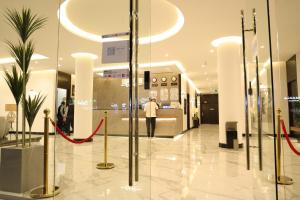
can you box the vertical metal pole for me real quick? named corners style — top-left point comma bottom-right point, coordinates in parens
top-left (134, 0), bottom-right (140, 182)
top-left (96, 111), bottom-right (114, 169)
top-left (252, 9), bottom-right (263, 171)
top-left (104, 111), bottom-right (108, 166)
top-left (241, 10), bottom-right (250, 170)
top-left (43, 109), bottom-right (50, 195)
top-left (256, 55), bottom-right (263, 171)
top-left (22, 43), bottom-right (26, 148)
top-left (266, 1), bottom-right (279, 198)
top-left (129, 0), bottom-right (134, 187)
top-left (276, 109), bottom-right (281, 180)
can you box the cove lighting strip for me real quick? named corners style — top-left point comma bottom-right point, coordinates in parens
top-left (93, 60), bottom-right (200, 93)
top-left (58, 0), bottom-right (184, 44)
top-left (211, 36), bottom-right (242, 47)
top-left (0, 54), bottom-right (48, 65)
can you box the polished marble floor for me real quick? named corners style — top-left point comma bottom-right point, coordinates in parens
top-left (41, 125), bottom-right (300, 200)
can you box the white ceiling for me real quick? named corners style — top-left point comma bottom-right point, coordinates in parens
top-left (0, 0), bottom-right (299, 93)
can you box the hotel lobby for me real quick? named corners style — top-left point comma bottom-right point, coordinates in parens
top-left (0, 0), bottom-right (299, 199)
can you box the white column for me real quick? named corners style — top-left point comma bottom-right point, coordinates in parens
top-left (214, 38), bottom-right (244, 146)
top-left (72, 53), bottom-right (98, 140)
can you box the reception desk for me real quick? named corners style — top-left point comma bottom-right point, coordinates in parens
top-left (93, 109), bottom-right (183, 137)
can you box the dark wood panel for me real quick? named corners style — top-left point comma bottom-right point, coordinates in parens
top-left (57, 71), bottom-right (71, 99)
top-left (200, 94), bottom-right (219, 124)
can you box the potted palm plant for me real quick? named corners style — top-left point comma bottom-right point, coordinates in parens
top-left (3, 65), bottom-right (29, 146)
top-left (24, 93), bottom-right (46, 146)
top-left (4, 8), bottom-right (46, 147)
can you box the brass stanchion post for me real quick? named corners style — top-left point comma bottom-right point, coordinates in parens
top-left (97, 111), bottom-right (115, 169)
top-left (276, 108), bottom-right (293, 185)
top-left (30, 109), bottom-right (60, 198)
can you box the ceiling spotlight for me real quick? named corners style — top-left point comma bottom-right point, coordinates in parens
top-left (209, 49), bottom-right (215, 53)
top-left (260, 45), bottom-right (265, 49)
top-left (165, 53), bottom-right (169, 57)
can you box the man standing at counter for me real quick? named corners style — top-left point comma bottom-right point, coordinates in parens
top-left (144, 97), bottom-right (159, 137)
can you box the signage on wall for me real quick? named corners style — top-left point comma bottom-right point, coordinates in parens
top-left (152, 77), bottom-right (158, 87)
top-left (103, 69), bottom-right (129, 78)
top-left (102, 40), bottom-right (129, 64)
top-left (171, 76), bottom-right (178, 86)
top-left (160, 77), bottom-right (168, 87)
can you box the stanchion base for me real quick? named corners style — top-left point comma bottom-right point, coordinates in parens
top-left (30, 186), bottom-right (60, 199)
top-left (278, 176), bottom-right (294, 185)
top-left (96, 162), bottom-right (115, 169)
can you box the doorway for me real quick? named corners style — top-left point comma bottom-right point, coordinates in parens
top-left (200, 94), bottom-right (219, 124)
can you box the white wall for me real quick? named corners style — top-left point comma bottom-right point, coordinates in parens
top-left (273, 62), bottom-right (289, 133)
top-left (0, 70), bottom-right (56, 133)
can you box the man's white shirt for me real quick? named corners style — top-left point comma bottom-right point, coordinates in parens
top-left (144, 101), bottom-right (158, 117)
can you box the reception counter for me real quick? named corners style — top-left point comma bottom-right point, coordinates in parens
top-left (93, 108), bottom-right (183, 137)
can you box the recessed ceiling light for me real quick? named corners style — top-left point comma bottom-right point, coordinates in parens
top-left (209, 49), bottom-right (215, 53)
top-left (211, 36), bottom-right (242, 47)
top-left (0, 54), bottom-right (48, 65)
top-left (165, 53), bottom-right (169, 57)
top-left (260, 45), bottom-right (265, 49)
top-left (71, 52), bottom-right (98, 60)
top-left (59, 57), bottom-right (63, 61)
top-left (201, 64), bottom-right (206, 68)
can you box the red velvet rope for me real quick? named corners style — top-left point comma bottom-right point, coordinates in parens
top-left (280, 120), bottom-right (300, 156)
top-left (50, 118), bottom-right (104, 144)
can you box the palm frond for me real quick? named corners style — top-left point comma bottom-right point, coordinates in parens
top-left (24, 93), bottom-right (46, 128)
top-left (6, 40), bottom-right (34, 73)
top-left (3, 66), bottom-right (29, 105)
top-left (5, 8), bottom-right (47, 43)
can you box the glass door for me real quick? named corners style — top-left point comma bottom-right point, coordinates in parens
top-left (267, 0), bottom-right (300, 199)
top-left (243, 0), bottom-right (278, 199)
top-left (54, 0), bottom-right (151, 199)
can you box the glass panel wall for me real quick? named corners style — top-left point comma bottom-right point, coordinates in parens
top-left (0, 0), bottom-right (60, 199)
top-left (244, 0), bottom-right (278, 199)
top-left (269, 0), bottom-right (300, 199)
top-left (54, 0), bottom-right (151, 199)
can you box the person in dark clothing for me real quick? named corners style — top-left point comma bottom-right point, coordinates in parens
top-left (57, 101), bottom-right (65, 130)
top-left (66, 99), bottom-right (74, 134)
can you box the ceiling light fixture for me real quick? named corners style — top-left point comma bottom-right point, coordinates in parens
top-left (0, 54), bottom-right (48, 65)
top-left (211, 36), bottom-right (242, 47)
top-left (209, 49), bottom-right (215, 53)
top-left (58, 0), bottom-right (184, 44)
top-left (71, 52), bottom-right (98, 60)
top-left (94, 60), bottom-right (199, 93)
